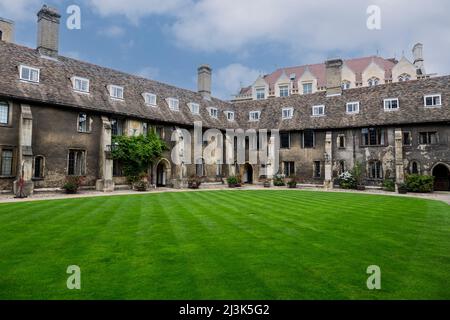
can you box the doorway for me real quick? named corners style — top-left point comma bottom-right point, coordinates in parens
top-left (432, 163), bottom-right (450, 191)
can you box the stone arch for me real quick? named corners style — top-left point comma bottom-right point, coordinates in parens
top-left (243, 163), bottom-right (254, 184)
top-left (153, 158), bottom-right (171, 187)
top-left (431, 162), bottom-right (450, 191)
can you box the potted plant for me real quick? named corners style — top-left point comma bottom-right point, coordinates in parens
top-left (63, 176), bottom-right (83, 194)
top-left (227, 176), bottom-right (241, 188)
top-left (263, 179), bottom-right (271, 188)
top-left (273, 174), bottom-right (286, 187)
top-left (134, 180), bottom-right (148, 192)
top-left (287, 176), bottom-right (298, 189)
top-left (397, 183), bottom-right (408, 194)
top-left (188, 175), bottom-right (202, 189)
top-left (337, 171), bottom-right (357, 189)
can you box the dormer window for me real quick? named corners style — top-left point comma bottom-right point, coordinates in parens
top-left (19, 65), bottom-right (40, 83)
top-left (225, 111), bottom-right (235, 121)
top-left (289, 73), bottom-right (296, 81)
top-left (209, 107), bottom-right (218, 118)
top-left (167, 98), bottom-right (179, 111)
top-left (424, 94), bottom-right (441, 107)
top-left (368, 77), bottom-right (379, 87)
top-left (249, 111), bottom-right (261, 121)
top-left (302, 82), bottom-right (313, 94)
top-left (188, 102), bottom-right (200, 114)
top-left (312, 105), bottom-right (325, 116)
top-left (72, 76), bottom-right (89, 93)
top-left (282, 107), bottom-right (293, 120)
top-left (398, 73), bottom-right (411, 82)
top-left (108, 85), bottom-right (124, 100)
top-left (143, 93), bottom-right (157, 106)
top-left (342, 80), bottom-right (351, 90)
top-left (384, 98), bottom-right (399, 111)
top-left (256, 88), bottom-right (265, 100)
top-left (346, 102), bottom-right (360, 114)
top-left (279, 85), bottom-right (289, 97)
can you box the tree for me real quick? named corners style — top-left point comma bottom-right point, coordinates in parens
top-left (111, 131), bottom-right (167, 183)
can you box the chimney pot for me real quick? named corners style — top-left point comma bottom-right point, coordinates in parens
top-left (198, 64), bottom-right (212, 100)
top-left (37, 5), bottom-right (61, 57)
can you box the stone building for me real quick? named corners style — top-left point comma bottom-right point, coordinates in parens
top-left (0, 5), bottom-right (449, 195)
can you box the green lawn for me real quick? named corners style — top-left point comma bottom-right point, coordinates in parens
top-left (0, 190), bottom-right (449, 300)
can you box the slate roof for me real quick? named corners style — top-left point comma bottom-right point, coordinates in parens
top-left (0, 40), bottom-right (449, 132)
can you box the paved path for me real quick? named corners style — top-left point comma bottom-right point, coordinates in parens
top-left (0, 185), bottom-right (449, 205)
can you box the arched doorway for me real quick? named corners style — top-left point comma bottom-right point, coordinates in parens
top-left (432, 163), bottom-right (450, 191)
top-left (243, 163), bottom-right (253, 184)
top-left (154, 159), bottom-right (171, 187)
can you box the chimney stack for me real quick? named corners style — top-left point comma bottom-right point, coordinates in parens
top-left (0, 17), bottom-right (14, 43)
top-left (412, 43), bottom-right (425, 75)
top-left (325, 59), bottom-right (343, 96)
top-left (198, 64), bottom-right (212, 100)
top-left (37, 5), bottom-right (61, 57)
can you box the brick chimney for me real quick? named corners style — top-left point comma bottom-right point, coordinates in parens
top-left (325, 59), bottom-right (343, 96)
top-left (37, 5), bottom-right (61, 57)
top-left (198, 64), bottom-right (212, 100)
top-left (0, 17), bottom-right (15, 43)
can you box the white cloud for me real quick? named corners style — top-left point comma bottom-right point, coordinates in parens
top-left (213, 64), bottom-right (261, 100)
top-left (0, 0), bottom-right (41, 21)
top-left (97, 25), bottom-right (125, 38)
top-left (136, 66), bottom-right (160, 79)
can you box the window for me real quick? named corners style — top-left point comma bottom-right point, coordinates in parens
top-left (314, 161), bottom-right (321, 178)
top-left (303, 129), bottom-right (315, 148)
top-left (369, 160), bottom-right (383, 179)
top-left (419, 132), bottom-right (438, 145)
top-left (33, 156), bottom-right (44, 179)
top-left (342, 81), bottom-right (351, 90)
top-left (225, 111), bottom-right (235, 121)
top-left (78, 113), bottom-right (90, 133)
top-left (142, 122), bottom-right (148, 135)
top-left (410, 161), bottom-right (420, 174)
top-left (109, 85), bottom-right (124, 99)
top-left (284, 161), bottom-right (295, 177)
top-left (384, 98), bottom-right (399, 111)
top-left (187, 102), bottom-right (200, 114)
top-left (113, 160), bottom-right (123, 177)
top-left (302, 82), bottom-right (313, 94)
top-left (338, 134), bottom-right (346, 148)
top-left (280, 132), bottom-right (290, 149)
top-left (68, 150), bottom-right (86, 176)
top-left (144, 93), bottom-right (157, 106)
top-left (216, 162), bottom-right (223, 177)
top-left (196, 159), bottom-right (205, 177)
top-left (167, 98), bottom-right (179, 111)
top-left (209, 107), bottom-right (218, 118)
top-left (1, 149), bottom-right (13, 176)
top-left (424, 94), bottom-right (442, 107)
top-left (282, 107), bottom-right (293, 120)
top-left (338, 160), bottom-right (346, 175)
top-left (255, 88), bottom-right (265, 100)
top-left (312, 105), bottom-right (325, 116)
top-left (361, 128), bottom-right (385, 146)
top-left (279, 85), bottom-right (289, 97)
top-left (110, 118), bottom-right (123, 136)
top-left (289, 73), bottom-right (296, 81)
top-left (346, 102), bottom-right (360, 114)
top-left (72, 77), bottom-right (89, 93)
top-left (156, 127), bottom-right (164, 139)
top-left (403, 131), bottom-right (412, 146)
top-left (249, 111), bottom-right (261, 121)
top-left (0, 102), bottom-right (9, 124)
top-left (368, 77), bottom-right (379, 87)
top-left (398, 74), bottom-right (411, 82)
top-left (19, 65), bottom-right (40, 83)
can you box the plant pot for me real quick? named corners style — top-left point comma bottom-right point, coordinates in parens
top-left (263, 182), bottom-right (271, 188)
top-left (356, 185), bottom-right (366, 191)
top-left (398, 189), bottom-right (408, 194)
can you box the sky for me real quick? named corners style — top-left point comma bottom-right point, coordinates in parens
top-left (1, 0), bottom-right (450, 100)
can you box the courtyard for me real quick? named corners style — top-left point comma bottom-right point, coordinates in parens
top-left (0, 190), bottom-right (449, 300)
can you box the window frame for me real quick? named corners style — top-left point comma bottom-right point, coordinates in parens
top-left (384, 98), bottom-right (399, 111)
top-left (302, 82), bottom-right (313, 95)
top-left (312, 105), bottom-right (325, 117)
top-left (361, 127), bottom-right (385, 146)
top-left (19, 65), bottom-right (40, 83)
top-left (346, 101), bottom-right (360, 114)
top-left (209, 107), bottom-right (218, 119)
top-left (313, 161), bottom-right (321, 178)
top-left (368, 160), bottom-right (383, 180)
top-left (0, 148), bottom-right (15, 177)
top-left (71, 76), bottom-right (90, 93)
top-left (283, 161), bottom-right (295, 177)
top-left (77, 112), bottom-right (91, 133)
top-left (338, 134), bottom-right (346, 149)
top-left (166, 98), bottom-right (180, 111)
top-left (402, 131), bottom-right (412, 146)
top-left (279, 85), bottom-right (290, 97)
top-left (419, 131), bottom-right (438, 145)
top-left (249, 111), bottom-right (261, 122)
top-left (143, 93), bottom-right (157, 106)
top-left (0, 102), bottom-right (10, 125)
top-left (255, 87), bottom-right (265, 100)
top-left (188, 102), bottom-right (200, 115)
top-left (280, 132), bottom-right (291, 149)
top-left (303, 129), bottom-right (315, 149)
top-left (423, 94), bottom-right (442, 107)
top-left (282, 107), bottom-right (294, 120)
top-left (67, 149), bottom-right (86, 176)
top-left (108, 85), bottom-right (124, 100)
top-left (33, 155), bottom-right (45, 179)
top-left (225, 111), bottom-right (235, 121)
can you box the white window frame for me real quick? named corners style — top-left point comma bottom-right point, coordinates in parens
top-left (19, 65), bottom-right (40, 83)
top-left (225, 111), bottom-right (235, 121)
top-left (302, 82), bottom-right (313, 94)
top-left (282, 107), bottom-right (294, 120)
top-left (423, 94), bottom-right (442, 107)
top-left (0, 102), bottom-right (9, 125)
top-left (143, 93), bottom-right (157, 106)
top-left (108, 85), bottom-right (124, 100)
top-left (368, 77), bottom-right (379, 87)
top-left (346, 101), bottom-right (360, 114)
top-left (255, 87), bottom-right (265, 100)
top-left (188, 102), bottom-right (200, 114)
top-left (166, 98), bottom-right (179, 111)
top-left (279, 85), bottom-right (290, 97)
top-left (249, 111), bottom-right (261, 122)
top-left (312, 105), bottom-right (325, 116)
top-left (72, 76), bottom-right (90, 93)
top-left (384, 98), bottom-right (399, 111)
top-left (342, 81), bottom-right (351, 90)
top-left (209, 107), bottom-right (218, 118)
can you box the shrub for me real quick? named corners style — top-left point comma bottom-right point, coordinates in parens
top-left (133, 180), bottom-right (148, 192)
top-left (63, 176), bottom-right (83, 194)
top-left (227, 175), bottom-right (241, 187)
top-left (188, 176), bottom-right (202, 189)
top-left (405, 174), bottom-right (434, 193)
top-left (382, 179), bottom-right (396, 192)
top-left (352, 162), bottom-right (364, 186)
top-left (397, 183), bottom-right (408, 194)
top-left (337, 171), bottom-right (357, 189)
top-left (287, 176), bottom-right (298, 188)
top-left (273, 174), bottom-right (286, 186)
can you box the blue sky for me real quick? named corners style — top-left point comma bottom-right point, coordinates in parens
top-left (2, 0), bottom-right (450, 100)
